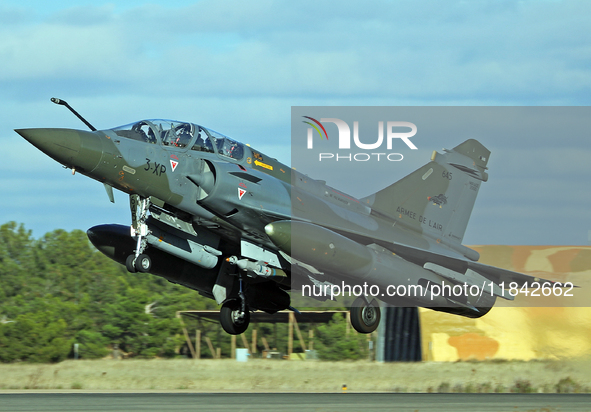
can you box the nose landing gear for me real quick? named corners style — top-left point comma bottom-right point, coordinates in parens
top-left (125, 195), bottom-right (152, 273)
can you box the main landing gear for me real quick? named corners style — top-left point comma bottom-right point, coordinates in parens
top-left (350, 296), bottom-right (381, 333)
top-left (125, 195), bottom-right (152, 273)
top-left (220, 275), bottom-right (250, 335)
top-left (220, 300), bottom-right (250, 335)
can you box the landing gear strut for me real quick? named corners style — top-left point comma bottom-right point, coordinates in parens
top-left (125, 195), bottom-right (152, 273)
top-left (350, 296), bottom-right (381, 334)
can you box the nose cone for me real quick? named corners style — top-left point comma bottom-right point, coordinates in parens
top-left (16, 128), bottom-right (103, 172)
top-left (17, 128), bottom-right (81, 160)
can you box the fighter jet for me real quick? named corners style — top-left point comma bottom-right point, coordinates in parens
top-left (16, 99), bottom-right (556, 335)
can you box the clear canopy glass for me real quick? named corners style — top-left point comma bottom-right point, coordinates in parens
top-left (202, 127), bottom-right (244, 160)
top-left (111, 120), bottom-right (244, 159)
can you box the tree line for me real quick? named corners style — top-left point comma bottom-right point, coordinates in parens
top-left (0, 222), bottom-right (367, 362)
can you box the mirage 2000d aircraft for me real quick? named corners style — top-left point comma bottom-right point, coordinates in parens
top-left (16, 99), bottom-right (555, 335)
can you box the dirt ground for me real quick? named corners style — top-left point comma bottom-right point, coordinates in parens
top-left (1, 358), bottom-right (590, 393)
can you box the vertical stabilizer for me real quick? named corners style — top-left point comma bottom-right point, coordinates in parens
top-left (362, 139), bottom-right (490, 245)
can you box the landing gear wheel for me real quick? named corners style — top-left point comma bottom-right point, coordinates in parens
top-left (350, 297), bottom-right (381, 334)
top-left (220, 300), bottom-right (250, 335)
top-left (125, 255), bottom-right (137, 273)
top-left (134, 254), bottom-right (152, 272)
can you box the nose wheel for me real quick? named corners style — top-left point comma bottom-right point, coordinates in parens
top-left (125, 253), bottom-right (152, 273)
top-left (350, 296), bottom-right (381, 333)
top-left (125, 255), bottom-right (137, 273)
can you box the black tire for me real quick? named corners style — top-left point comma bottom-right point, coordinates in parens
top-left (220, 300), bottom-right (250, 335)
top-left (350, 297), bottom-right (381, 333)
top-left (134, 253), bottom-right (152, 272)
top-left (125, 255), bottom-right (137, 273)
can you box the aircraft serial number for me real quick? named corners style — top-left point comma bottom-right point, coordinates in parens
top-left (145, 158), bottom-right (167, 176)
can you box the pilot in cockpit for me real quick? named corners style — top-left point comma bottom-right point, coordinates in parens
top-left (168, 123), bottom-right (194, 148)
top-left (132, 121), bottom-right (158, 144)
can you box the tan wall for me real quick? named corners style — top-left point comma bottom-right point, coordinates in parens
top-left (420, 246), bottom-right (591, 361)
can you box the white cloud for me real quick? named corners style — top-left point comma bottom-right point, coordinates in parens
top-left (0, 0), bottom-right (590, 244)
top-left (1, 1), bottom-right (590, 101)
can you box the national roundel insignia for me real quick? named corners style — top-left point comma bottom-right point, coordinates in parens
top-left (170, 154), bottom-right (179, 172)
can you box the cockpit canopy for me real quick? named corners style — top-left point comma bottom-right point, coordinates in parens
top-left (111, 119), bottom-right (245, 160)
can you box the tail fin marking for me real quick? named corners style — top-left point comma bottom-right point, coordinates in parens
top-left (362, 139), bottom-right (490, 245)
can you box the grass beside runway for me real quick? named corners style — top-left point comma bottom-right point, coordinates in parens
top-left (1, 358), bottom-right (591, 393)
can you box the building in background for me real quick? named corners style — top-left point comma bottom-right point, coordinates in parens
top-left (379, 246), bottom-right (591, 362)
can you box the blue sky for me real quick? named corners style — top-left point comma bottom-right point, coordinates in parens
top-left (1, 0), bottom-right (590, 245)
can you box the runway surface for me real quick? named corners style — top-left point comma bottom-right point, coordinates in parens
top-left (1, 393), bottom-right (590, 412)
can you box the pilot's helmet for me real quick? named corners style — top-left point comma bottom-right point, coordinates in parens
top-left (133, 121), bottom-right (157, 144)
top-left (175, 123), bottom-right (194, 147)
